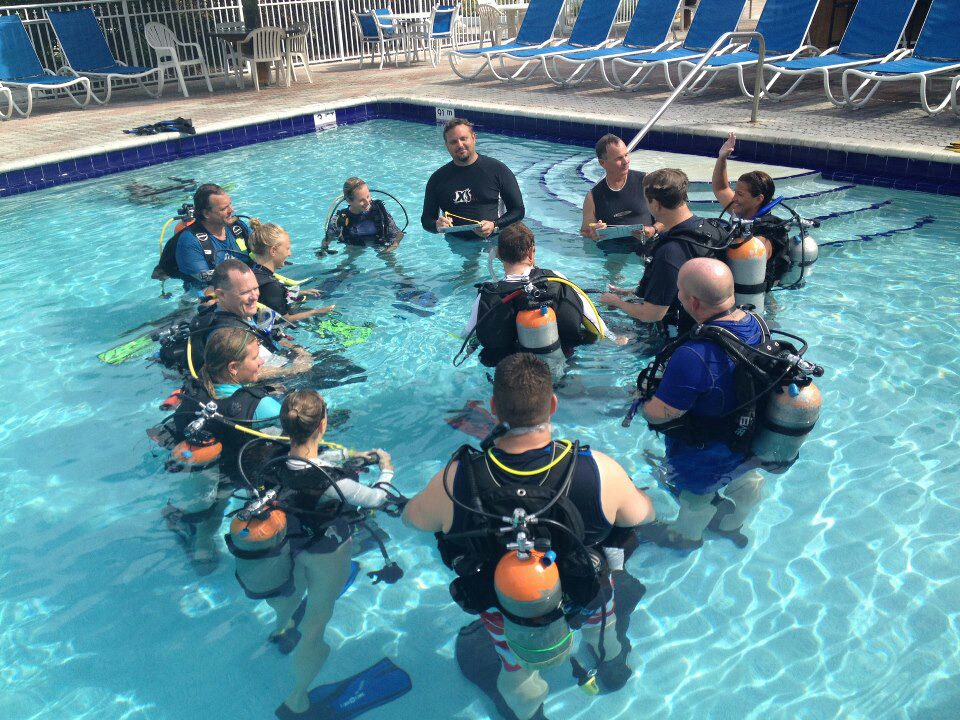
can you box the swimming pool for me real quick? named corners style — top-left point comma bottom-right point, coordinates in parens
top-left (2, 118), bottom-right (958, 720)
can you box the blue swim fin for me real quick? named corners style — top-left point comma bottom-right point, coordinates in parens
top-left (275, 657), bottom-right (412, 720)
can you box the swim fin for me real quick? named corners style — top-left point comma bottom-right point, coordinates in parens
top-left (274, 657), bottom-right (412, 720)
top-left (392, 302), bottom-right (434, 318)
top-left (444, 400), bottom-right (497, 440)
top-left (98, 334), bottom-right (156, 364)
top-left (303, 316), bottom-right (372, 348)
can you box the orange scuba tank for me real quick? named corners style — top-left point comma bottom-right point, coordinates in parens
top-left (752, 380), bottom-right (822, 471)
top-left (228, 506), bottom-right (293, 599)
top-left (726, 235), bottom-right (768, 313)
top-left (494, 549), bottom-right (572, 669)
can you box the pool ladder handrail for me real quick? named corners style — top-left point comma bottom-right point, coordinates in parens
top-left (626, 31), bottom-right (766, 153)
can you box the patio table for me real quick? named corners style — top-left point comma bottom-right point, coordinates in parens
top-left (377, 11), bottom-right (432, 63)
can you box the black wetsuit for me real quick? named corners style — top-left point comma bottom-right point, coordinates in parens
top-left (636, 216), bottom-right (728, 331)
top-left (421, 154), bottom-right (524, 239)
top-left (592, 171), bottom-right (654, 226)
top-left (251, 264), bottom-right (290, 316)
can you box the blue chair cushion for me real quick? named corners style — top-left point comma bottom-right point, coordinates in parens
top-left (0, 15), bottom-right (46, 81)
top-left (855, 57), bottom-right (960, 75)
top-left (47, 10), bottom-right (118, 72)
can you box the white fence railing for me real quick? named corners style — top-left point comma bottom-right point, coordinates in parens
top-left (0, 0), bottom-right (487, 81)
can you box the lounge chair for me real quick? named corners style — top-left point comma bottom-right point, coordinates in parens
top-left (542, 0), bottom-right (683, 87)
top-left (449, 0), bottom-right (565, 80)
top-left (46, 9), bottom-right (161, 104)
top-left (490, 0), bottom-right (623, 82)
top-left (841, 0), bottom-right (960, 114)
top-left (676, 0), bottom-right (821, 98)
top-left (0, 15), bottom-right (92, 117)
top-left (607, 0), bottom-right (748, 91)
top-left (758, 0), bottom-right (918, 104)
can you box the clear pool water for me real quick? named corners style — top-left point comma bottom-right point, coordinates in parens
top-left (2, 119), bottom-right (958, 720)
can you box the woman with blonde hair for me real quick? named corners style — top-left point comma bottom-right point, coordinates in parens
top-left (248, 218), bottom-right (335, 322)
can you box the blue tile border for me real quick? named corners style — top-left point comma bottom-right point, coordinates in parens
top-left (2, 100), bottom-right (960, 197)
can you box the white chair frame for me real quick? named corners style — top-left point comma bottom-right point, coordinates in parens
top-left (352, 10), bottom-right (405, 70)
top-left (144, 21), bottom-right (213, 98)
top-left (286, 22), bottom-right (313, 83)
top-left (215, 21), bottom-right (246, 88)
top-left (239, 27), bottom-right (287, 91)
top-left (0, 85), bottom-right (12, 120)
top-left (421, 4), bottom-right (460, 67)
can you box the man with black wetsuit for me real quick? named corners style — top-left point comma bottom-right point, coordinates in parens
top-left (404, 353), bottom-right (654, 720)
top-left (638, 258), bottom-right (765, 549)
top-left (422, 118), bottom-right (524, 277)
top-left (581, 134), bottom-right (661, 250)
top-left (600, 168), bottom-right (726, 333)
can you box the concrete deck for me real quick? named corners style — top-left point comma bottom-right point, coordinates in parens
top-left (3, 50), bottom-right (959, 174)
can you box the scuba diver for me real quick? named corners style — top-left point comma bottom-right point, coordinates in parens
top-left (227, 389), bottom-right (406, 719)
top-left (712, 132), bottom-right (819, 312)
top-left (155, 259), bottom-right (312, 380)
top-left (404, 353), bottom-right (655, 720)
top-left (580, 134), bottom-right (664, 284)
top-left (248, 218), bottom-right (335, 322)
top-left (457, 222), bottom-right (625, 373)
top-left (627, 259), bottom-right (823, 550)
top-left (600, 168), bottom-right (732, 336)
top-left (160, 326), bottom-right (285, 573)
top-left (318, 177), bottom-right (406, 256)
top-left (153, 183), bottom-right (252, 296)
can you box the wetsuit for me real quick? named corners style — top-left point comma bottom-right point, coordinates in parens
top-left (174, 218), bottom-right (251, 293)
top-left (421, 154), bottom-right (524, 239)
top-left (591, 170), bottom-right (654, 254)
top-left (252, 263), bottom-right (291, 316)
top-left (636, 215), bottom-right (727, 331)
top-left (325, 202), bottom-right (401, 248)
top-left (464, 268), bottom-right (606, 366)
top-left (654, 313), bottom-right (764, 495)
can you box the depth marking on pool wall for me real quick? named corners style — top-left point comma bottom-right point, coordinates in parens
top-left (314, 111), bottom-right (337, 131)
top-left (436, 107), bottom-right (455, 123)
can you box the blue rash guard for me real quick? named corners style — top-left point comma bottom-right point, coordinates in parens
top-left (175, 219), bottom-right (251, 293)
top-left (214, 383), bottom-right (282, 424)
top-left (654, 313), bottom-right (764, 494)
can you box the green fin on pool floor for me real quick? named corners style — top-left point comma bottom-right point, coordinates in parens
top-left (98, 334), bottom-right (156, 365)
top-left (304, 317), bottom-right (372, 348)
top-left (274, 657), bottom-right (412, 720)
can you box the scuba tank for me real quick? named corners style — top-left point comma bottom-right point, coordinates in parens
top-left (725, 235), bottom-right (768, 314)
top-left (516, 306), bottom-right (564, 360)
top-left (494, 548), bottom-right (572, 669)
top-left (752, 378), bottom-right (822, 471)
top-left (168, 438), bottom-right (222, 471)
top-left (781, 231), bottom-right (820, 287)
top-left (227, 489), bottom-right (294, 599)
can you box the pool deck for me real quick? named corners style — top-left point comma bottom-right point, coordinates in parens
top-left (3, 52), bottom-right (959, 175)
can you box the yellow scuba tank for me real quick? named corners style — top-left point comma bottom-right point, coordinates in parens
top-left (228, 506), bottom-right (293, 598)
top-left (726, 235), bottom-right (768, 313)
top-left (752, 380), bottom-right (822, 471)
top-left (494, 549), bottom-right (572, 669)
